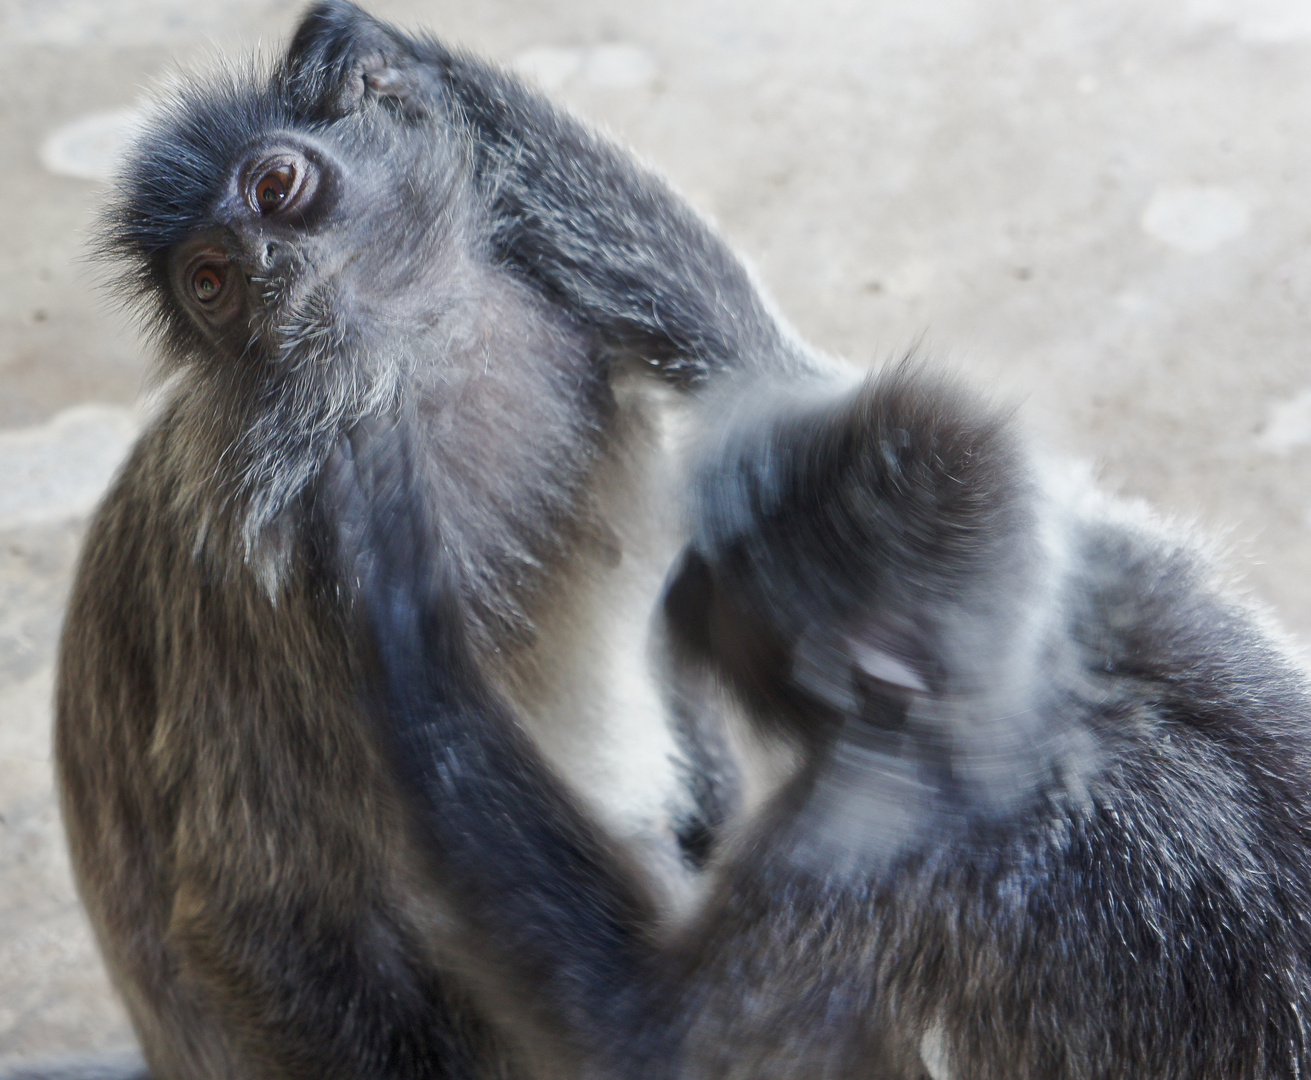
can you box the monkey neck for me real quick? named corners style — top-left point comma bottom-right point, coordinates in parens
top-left (158, 284), bottom-right (611, 615)
top-left (154, 344), bottom-right (404, 596)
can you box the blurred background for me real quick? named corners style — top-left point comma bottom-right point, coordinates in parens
top-left (4, 0), bottom-right (1311, 1061)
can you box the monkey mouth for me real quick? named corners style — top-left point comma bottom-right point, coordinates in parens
top-left (244, 251), bottom-right (300, 315)
top-left (244, 239), bottom-right (376, 361)
top-left (250, 285), bottom-right (350, 372)
top-left (239, 249), bottom-right (338, 368)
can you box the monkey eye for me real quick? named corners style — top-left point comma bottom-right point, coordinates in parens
top-left (191, 263), bottom-right (228, 303)
top-left (246, 155), bottom-right (314, 217)
top-left (255, 165), bottom-right (296, 212)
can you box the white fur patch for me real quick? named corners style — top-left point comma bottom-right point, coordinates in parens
top-left (504, 379), bottom-right (699, 909)
top-left (919, 1021), bottom-right (953, 1080)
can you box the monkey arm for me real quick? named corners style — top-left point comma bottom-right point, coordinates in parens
top-left (327, 419), bottom-right (678, 1074)
top-left (430, 55), bottom-right (808, 385)
top-left (283, 0), bottom-right (815, 387)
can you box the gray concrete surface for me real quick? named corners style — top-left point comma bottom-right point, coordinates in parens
top-left (5, 0), bottom-right (1311, 1062)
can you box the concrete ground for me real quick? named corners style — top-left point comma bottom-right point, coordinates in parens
top-left (4, 0), bottom-right (1311, 1062)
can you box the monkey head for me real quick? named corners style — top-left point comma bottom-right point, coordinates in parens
top-left (670, 368), bottom-right (1042, 713)
top-left (97, 6), bottom-right (457, 389)
top-left (90, 5), bottom-right (518, 566)
top-left (664, 366), bottom-right (1084, 865)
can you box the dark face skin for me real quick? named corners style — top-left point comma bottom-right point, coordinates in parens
top-left (170, 141), bottom-right (332, 339)
top-left (164, 122), bottom-right (463, 371)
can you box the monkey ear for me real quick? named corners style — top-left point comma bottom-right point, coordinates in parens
top-left (282, 1), bottom-right (444, 121)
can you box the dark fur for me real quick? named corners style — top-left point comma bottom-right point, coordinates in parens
top-left (38, 3), bottom-right (837, 1078)
top-left (38, 3), bottom-right (1311, 1079)
top-left (342, 358), bottom-right (1311, 1079)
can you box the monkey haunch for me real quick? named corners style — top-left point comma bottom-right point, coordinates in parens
top-left (52, 2), bottom-right (825, 1078)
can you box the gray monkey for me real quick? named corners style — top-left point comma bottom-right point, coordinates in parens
top-left (27, 2), bottom-right (840, 1078)
top-left (341, 355), bottom-right (1311, 1079)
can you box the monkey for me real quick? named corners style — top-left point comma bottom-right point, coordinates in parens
top-left (333, 356), bottom-right (1311, 1080)
top-left (32, 2), bottom-right (854, 1078)
top-left (37, 3), bottom-right (1304, 1079)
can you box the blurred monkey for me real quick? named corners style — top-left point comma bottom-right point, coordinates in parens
top-left (343, 357), bottom-right (1311, 1079)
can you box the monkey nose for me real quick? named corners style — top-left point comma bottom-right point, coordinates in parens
top-left (256, 238), bottom-right (291, 273)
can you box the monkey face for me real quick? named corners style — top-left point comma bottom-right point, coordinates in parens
top-left (160, 135), bottom-right (340, 353)
top-left (148, 113), bottom-right (462, 375)
top-left (100, 34), bottom-right (462, 379)
top-left (165, 141), bottom-right (326, 334)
